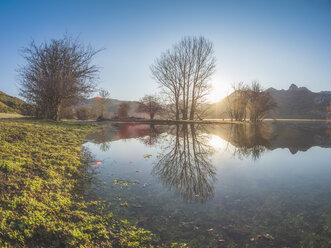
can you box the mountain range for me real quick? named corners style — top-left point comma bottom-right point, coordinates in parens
top-left (208, 84), bottom-right (331, 119)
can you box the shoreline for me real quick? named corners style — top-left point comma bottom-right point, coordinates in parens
top-left (71, 118), bottom-right (331, 125)
top-left (1, 114), bottom-right (330, 124)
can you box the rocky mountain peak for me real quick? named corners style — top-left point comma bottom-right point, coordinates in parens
top-left (289, 84), bottom-right (298, 91)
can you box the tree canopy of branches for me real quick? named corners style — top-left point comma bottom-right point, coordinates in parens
top-left (136, 95), bottom-right (163, 120)
top-left (247, 82), bottom-right (276, 122)
top-left (92, 89), bottom-right (111, 120)
top-left (151, 36), bottom-right (216, 120)
top-left (117, 102), bottom-right (130, 118)
top-left (225, 82), bottom-right (276, 122)
top-left (76, 106), bottom-right (91, 120)
top-left (225, 83), bottom-right (250, 121)
top-left (19, 36), bottom-right (100, 120)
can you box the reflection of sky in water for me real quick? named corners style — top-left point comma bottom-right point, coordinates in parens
top-left (83, 123), bottom-right (331, 248)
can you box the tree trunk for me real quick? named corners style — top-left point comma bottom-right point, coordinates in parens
top-left (55, 103), bottom-right (62, 121)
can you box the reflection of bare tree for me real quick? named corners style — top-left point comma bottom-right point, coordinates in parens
top-left (152, 124), bottom-right (216, 202)
top-left (138, 125), bottom-right (166, 146)
top-left (89, 126), bottom-right (112, 151)
top-left (228, 124), bottom-right (273, 160)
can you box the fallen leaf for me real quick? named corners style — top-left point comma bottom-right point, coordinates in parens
top-left (144, 154), bottom-right (152, 158)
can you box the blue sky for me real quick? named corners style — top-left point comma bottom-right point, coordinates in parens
top-left (0, 0), bottom-right (330, 102)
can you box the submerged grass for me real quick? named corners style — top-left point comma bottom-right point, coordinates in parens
top-left (0, 119), bottom-right (154, 247)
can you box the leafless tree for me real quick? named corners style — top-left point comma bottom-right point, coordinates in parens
top-left (18, 35), bottom-right (100, 120)
top-left (60, 106), bottom-right (75, 119)
top-left (151, 36), bottom-right (216, 120)
top-left (136, 94), bottom-right (163, 120)
top-left (224, 83), bottom-right (250, 121)
top-left (92, 89), bottom-right (111, 120)
top-left (117, 102), bottom-right (130, 118)
top-left (76, 106), bottom-right (91, 120)
top-left (247, 82), bottom-right (276, 122)
top-left (224, 82), bottom-right (275, 122)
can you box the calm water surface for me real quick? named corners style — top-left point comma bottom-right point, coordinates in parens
top-left (83, 122), bottom-right (331, 247)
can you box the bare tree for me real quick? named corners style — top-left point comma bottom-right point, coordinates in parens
top-left (18, 36), bottom-right (100, 120)
top-left (60, 106), bottom-right (75, 119)
top-left (247, 82), bottom-right (276, 122)
top-left (224, 82), bottom-right (275, 122)
top-left (117, 102), bottom-right (130, 118)
top-left (151, 36), bottom-right (216, 120)
top-left (224, 83), bottom-right (249, 121)
top-left (76, 106), bottom-right (91, 120)
top-left (136, 94), bottom-right (163, 120)
top-left (92, 89), bottom-right (111, 120)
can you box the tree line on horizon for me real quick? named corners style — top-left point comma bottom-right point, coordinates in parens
top-left (16, 35), bottom-right (284, 122)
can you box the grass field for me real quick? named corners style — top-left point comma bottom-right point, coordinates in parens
top-left (0, 113), bottom-right (24, 119)
top-left (0, 119), bottom-right (154, 248)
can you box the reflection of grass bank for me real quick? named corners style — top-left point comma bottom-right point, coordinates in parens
top-left (0, 119), bottom-right (153, 247)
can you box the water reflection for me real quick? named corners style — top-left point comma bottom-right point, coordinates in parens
top-left (152, 124), bottom-right (216, 202)
top-left (206, 122), bottom-right (331, 155)
top-left (84, 122), bottom-right (331, 247)
top-left (86, 126), bottom-right (113, 151)
top-left (86, 122), bottom-right (331, 202)
top-left (207, 124), bottom-right (274, 160)
top-left (138, 125), bottom-right (167, 146)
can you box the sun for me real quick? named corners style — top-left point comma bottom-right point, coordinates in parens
top-left (207, 83), bottom-right (229, 103)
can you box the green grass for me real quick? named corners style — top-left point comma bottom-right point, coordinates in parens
top-left (0, 119), bottom-right (154, 247)
top-left (0, 113), bottom-right (25, 118)
top-left (0, 91), bottom-right (27, 114)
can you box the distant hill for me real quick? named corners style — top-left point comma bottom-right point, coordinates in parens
top-left (208, 84), bottom-right (331, 119)
top-left (0, 91), bottom-right (29, 114)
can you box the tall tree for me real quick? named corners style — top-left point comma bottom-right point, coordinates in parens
top-left (92, 89), bottom-right (111, 119)
top-left (247, 82), bottom-right (276, 122)
top-left (19, 36), bottom-right (100, 120)
top-left (151, 36), bottom-right (216, 120)
top-left (137, 95), bottom-right (163, 120)
top-left (225, 83), bottom-right (250, 121)
top-left (224, 82), bottom-right (276, 122)
top-left (117, 102), bottom-right (130, 118)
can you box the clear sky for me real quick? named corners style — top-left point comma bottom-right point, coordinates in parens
top-left (0, 0), bottom-right (330, 102)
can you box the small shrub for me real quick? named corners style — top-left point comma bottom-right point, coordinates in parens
top-left (76, 106), bottom-right (91, 120)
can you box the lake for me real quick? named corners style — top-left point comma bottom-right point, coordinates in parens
top-left (82, 122), bottom-right (331, 247)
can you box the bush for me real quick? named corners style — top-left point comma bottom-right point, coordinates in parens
top-left (60, 107), bottom-right (76, 119)
top-left (76, 106), bottom-right (91, 120)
